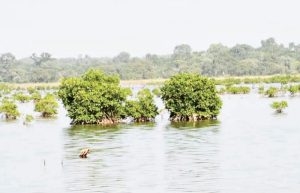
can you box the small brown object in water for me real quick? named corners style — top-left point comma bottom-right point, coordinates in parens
top-left (79, 148), bottom-right (90, 158)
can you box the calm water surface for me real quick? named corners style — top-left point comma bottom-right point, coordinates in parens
top-left (1, 92), bottom-right (300, 193)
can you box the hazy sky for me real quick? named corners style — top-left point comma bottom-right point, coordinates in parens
top-left (1, 0), bottom-right (300, 58)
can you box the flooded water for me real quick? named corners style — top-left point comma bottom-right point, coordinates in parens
top-left (1, 92), bottom-right (300, 193)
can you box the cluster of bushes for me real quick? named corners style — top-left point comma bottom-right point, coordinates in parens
top-left (0, 84), bottom-right (13, 95)
top-left (0, 90), bottom-right (58, 121)
top-left (0, 99), bottom-right (20, 119)
top-left (271, 101), bottom-right (288, 113)
top-left (13, 93), bottom-right (31, 103)
top-left (215, 75), bottom-right (300, 86)
top-left (58, 70), bottom-right (222, 124)
top-left (215, 78), bottom-right (242, 86)
top-left (264, 87), bottom-right (280, 97)
top-left (287, 85), bottom-right (300, 96)
top-left (259, 84), bottom-right (300, 97)
top-left (58, 70), bottom-right (160, 124)
top-left (125, 89), bottom-right (158, 122)
top-left (3, 69), bottom-right (298, 125)
top-left (218, 86), bottom-right (251, 94)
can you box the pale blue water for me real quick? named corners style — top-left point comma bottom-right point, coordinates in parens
top-left (0, 92), bottom-right (300, 193)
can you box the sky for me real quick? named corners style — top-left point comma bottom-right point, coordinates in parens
top-left (1, 0), bottom-right (300, 58)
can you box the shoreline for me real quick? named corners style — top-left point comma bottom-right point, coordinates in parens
top-left (2, 74), bottom-right (300, 88)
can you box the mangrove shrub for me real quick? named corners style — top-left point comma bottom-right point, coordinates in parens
top-left (271, 101), bottom-right (288, 113)
top-left (226, 86), bottom-right (250, 94)
top-left (288, 85), bottom-right (300, 96)
top-left (265, 87), bottom-right (279, 97)
top-left (0, 99), bottom-right (20, 120)
top-left (152, 88), bottom-right (161, 97)
top-left (161, 73), bottom-right (222, 121)
top-left (13, 92), bottom-right (31, 103)
top-left (58, 70), bottom-right (130, 124)
top-left (34, 93), bottom-right (58, 117)
top-left (125, 88), bottom-right (158, 122)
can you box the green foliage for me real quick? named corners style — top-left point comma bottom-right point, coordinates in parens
top-left (25, 114), bottom-right (34, 123)
top-left (288, 85), bottom-right (300, 96)
top-left (34, 93), bottom-right (58, 117)
top-left (2, 38), bottom-right (300, 82)
top-left (58, 69), bottom-right (130, 124)
top-left (215, 78), bottom-right (242, 86)
top-left (152, 87), bottom-right (161, 97)
top-left (161, 73), bottom-right (222, 121)
top-left (271, 101), bottom-right (288, 113)
top-left (0, 84), bottom-right (12, 94)
top-left (13, 92), bottom-right (31, 103)
top-left (243, 77), bottom-right (262, 84)
top-left (226, 86), bottom-right (250, 94)
top-left (27, 87), bottom-right (36, 94)
top-left (31, 91), bottom-right (42, 102)
top-left (265, 87), bottom-right (279, 97)
top-left (125, 89), bottom-right (158, 122)
top-left (0, 99), bottom-right (20, 119)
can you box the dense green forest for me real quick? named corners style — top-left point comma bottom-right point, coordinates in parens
top-left (1, 38), bottom-right (300, 83)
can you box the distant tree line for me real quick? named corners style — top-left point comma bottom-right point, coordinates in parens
top-left (1, 38), bottom-right (300, 83)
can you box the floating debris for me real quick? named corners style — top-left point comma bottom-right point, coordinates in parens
top-left (79, 148), bottom-right (90, 158)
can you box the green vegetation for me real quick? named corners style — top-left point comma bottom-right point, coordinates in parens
top-left (0, 99), bottom-right (20, 120)
top-left (215, 75), bottom-right (300, 85)
top-left (152, 88), bottom-right (161, 97)
top-left (13, 92), bottom-right (31, 103)
top-left (265, 87), bottom-right (279, 97)
top-left (161, 73), bottom-right (222, 121)
top-left (215, 78), bottom-right (242, 86)
top-left (226, 86), bottom-right (251, 94)
top-left (31, 91), bottom-right (42, 102)
top-left (125, 89), bottom-right (158, 122)
top-left (2, 38), bottom-right (300, 82)
top-left (58, 70), bottom-right (131, 124)
top-left (288, 85), bottom-right (300, 96)
top-left (27, 87), bottom-right (36, 94)
top-left (271, 101), bottom-right (288, 113)
top-left (0, 84), bottom-right (12, 95)
top-left (25, 114), bottom-right (34, 123)
top-left (34, 93), bottom-right (58, 117)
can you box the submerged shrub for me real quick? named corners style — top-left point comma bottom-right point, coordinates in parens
top-left (0, 99), bottom-right (20, 120)
top-left (27, 87), bottom-right (36, 94)
top-left (288, 85), bottom-right (299, 96)
top-left (152, 88), bottom-right (161, 97)
top-left (58, 69), bottom-right (130, 124)
top-left (125, 88), bottom-right (158, 122)
top-left (265, 87), bottom-right (279, 97)
top-left (13, 92), bottom-right (31, 103)
top-left (271, 101), bottom-right (288, 113)
top-left (24, 114), bottom-right (34, 124)
top-left (0, 84), bottom-right (12, 95)
top-left (34, 93), bottom-right (58, 117)
top-left (161, 73), bottom-right (222, 121)
top-left (31, 91), bottom-right (42, 102)
top-left (226, 86), bottom-right (250, 94)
